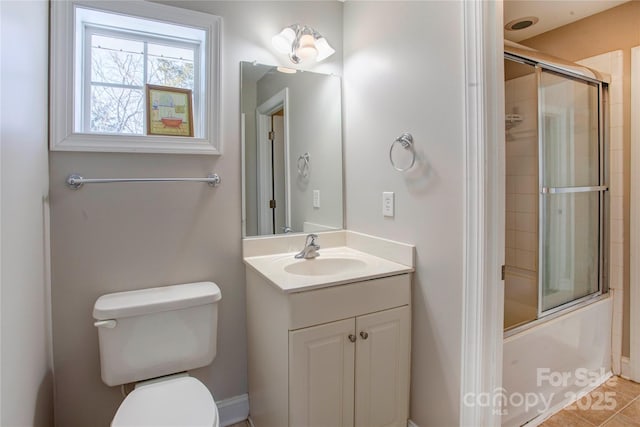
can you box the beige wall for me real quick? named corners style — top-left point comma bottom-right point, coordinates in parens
top-left (519, 0), bottom-right (640, 358)
top-left (48, 2), bottom-right (343, 426)
top-left (1, 1), bottom-right (53, 425)
top-left (343, 2), bottom-right (465, 425)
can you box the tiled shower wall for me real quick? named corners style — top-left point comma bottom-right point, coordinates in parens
top-left (505, 73), bottom-right (538, 273)
top-left (504, 72), bottom-right (539, 329)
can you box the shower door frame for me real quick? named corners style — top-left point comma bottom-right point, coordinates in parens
top-left (502, 53), bottom-right (610, 335)
top-left (535, 65), bottom-right (609, 319)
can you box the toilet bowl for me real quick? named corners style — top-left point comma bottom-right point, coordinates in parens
top-left (112, 376), bottom-right (219, 427)
top-left (93, 282), bottom-right (222, 427)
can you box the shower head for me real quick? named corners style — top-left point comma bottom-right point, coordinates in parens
top-left (505, 113), bottom-right (523, 130)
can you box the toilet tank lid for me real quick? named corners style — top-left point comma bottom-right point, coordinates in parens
top-left (93, 282), bottom-right (221, 320)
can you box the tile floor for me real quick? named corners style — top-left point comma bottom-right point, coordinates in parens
top-left (541, 376), bottom-right (640, 426)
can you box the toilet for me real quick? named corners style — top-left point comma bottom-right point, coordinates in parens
top-left (93, 281), bottom-right (222, 427)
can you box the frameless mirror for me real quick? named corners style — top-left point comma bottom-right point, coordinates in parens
top-left (241, 62), bottom-right (343, 237)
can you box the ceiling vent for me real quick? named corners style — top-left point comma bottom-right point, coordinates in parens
top-left (505, 16), bottom-right (539, 31)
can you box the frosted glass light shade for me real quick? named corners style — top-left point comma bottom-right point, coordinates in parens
top-left (315, 37), bottom-right (335, 62)
top-left (272, 27), bottom-right (296, 54)
top-left (295, 34), bottom-right (317, 62)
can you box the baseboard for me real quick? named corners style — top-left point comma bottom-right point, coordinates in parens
top-left (217, 393), bottom-right (249, 427)
top-left (522, 371), bottom-right (612, 427)
top-left (407, 420), bottom-right (419, 427)
top-left (622, 356), bottom-right (632, 379)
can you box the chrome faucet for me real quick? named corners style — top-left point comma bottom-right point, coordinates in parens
top-left (295, 234), bottom-right (320, 259)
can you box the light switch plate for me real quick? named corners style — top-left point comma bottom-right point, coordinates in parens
top-left (383, 192), bottom-right (394, 217)
top-left (313, 190), bottom-right (320, 208)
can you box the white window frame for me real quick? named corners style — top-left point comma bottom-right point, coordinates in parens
top-left (51, 0), bottom-right (222, 155)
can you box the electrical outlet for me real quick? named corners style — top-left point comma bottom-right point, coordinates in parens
top-left (313, 190), bottom-right (320, 208)
top-left (383, 192), bottom-right (394, 217)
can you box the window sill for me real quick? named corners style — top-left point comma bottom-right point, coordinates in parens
top-left (51, 133), bottom-right (221, 155)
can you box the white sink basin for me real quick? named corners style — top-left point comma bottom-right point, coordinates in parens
top-left (284, 257), bottom-right (368, 276)
top-left (244, 245), bottom-right (414, 293)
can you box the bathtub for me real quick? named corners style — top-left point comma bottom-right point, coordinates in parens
top-left (502, 297), bottom-right (612, 426)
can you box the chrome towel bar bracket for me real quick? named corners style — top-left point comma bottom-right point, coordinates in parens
top-left (65, 173), bottom-right (221, 190)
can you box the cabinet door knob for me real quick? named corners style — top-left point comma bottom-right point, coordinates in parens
top-left (348, 334), bottom-right (357, 343)
top-left (360, 331), bottom-right (369, 340)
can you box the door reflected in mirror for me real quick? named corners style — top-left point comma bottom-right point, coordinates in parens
top-left (241, 62), bottom-right (343, 237)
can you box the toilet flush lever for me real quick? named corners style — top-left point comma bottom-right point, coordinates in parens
top-left (94, 319), bottom-right (117, 329)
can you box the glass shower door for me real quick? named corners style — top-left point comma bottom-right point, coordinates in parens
top-left (539, 69), bottom-right (605, 314)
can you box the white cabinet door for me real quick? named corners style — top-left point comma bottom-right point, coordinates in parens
top-left (355, 306), bottom-right (411, 427)
top-left (289, 318), bottom-right (356, 427)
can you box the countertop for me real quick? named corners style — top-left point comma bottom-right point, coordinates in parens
top-left (243, 246), bottom-right (414, 293)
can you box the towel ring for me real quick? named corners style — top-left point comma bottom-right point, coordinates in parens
top-left (389, 133), bottom-right (415, 172)
top-left (297, 153), bottom-right (310, 177)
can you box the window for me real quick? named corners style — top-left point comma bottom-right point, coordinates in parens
top-left (83, 27), bottom-right (197, 135)
top-left (51, 1), bottom-right (221, 154)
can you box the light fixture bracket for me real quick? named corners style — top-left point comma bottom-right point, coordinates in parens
top-left (289, 25), bottom-right (309, 64)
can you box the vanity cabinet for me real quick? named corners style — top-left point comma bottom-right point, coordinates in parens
top-left (245, 268), bottom-right (411, 427)
top-left (290, 306), bottom-right (410, 427)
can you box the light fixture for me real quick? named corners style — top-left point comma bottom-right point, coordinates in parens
top-left (272, 24), bottom-right (335, 64)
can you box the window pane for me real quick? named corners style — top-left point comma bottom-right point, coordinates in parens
top-left (90, 86), bottom-right (144, 134)
top-left (541, 192), bottom-right (600, 312)
top-left (147, 43), bottom-right (195, 89)
top-left (540, 70), bottom-right (600, 187)
top-left (91, 35), bottom-right (144, 86)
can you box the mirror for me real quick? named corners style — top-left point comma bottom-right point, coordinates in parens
top-left (241, 62), bottom-right (343, 237)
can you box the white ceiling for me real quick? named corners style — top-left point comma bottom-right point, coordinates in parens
top-left (504, 0), bottom-right (629, 42)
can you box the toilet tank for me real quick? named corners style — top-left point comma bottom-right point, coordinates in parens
top-left (93, 282), bottom-right (221, 387)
